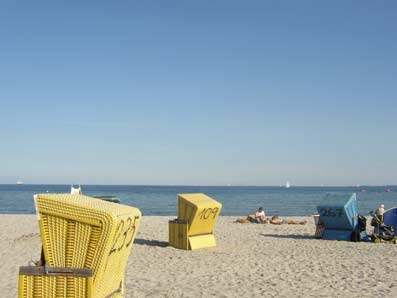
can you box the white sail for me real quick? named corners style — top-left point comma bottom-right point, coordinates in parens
top-left (285, 181), bottom-right (290, 188)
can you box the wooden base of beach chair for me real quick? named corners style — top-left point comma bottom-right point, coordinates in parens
top-left (18, 266), bottom-right (93, 298)
top-left (169, 219), bottom-right (189, 249)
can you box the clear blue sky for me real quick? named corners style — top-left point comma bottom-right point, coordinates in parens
top-left (0, 1), bottom-right (396, 186)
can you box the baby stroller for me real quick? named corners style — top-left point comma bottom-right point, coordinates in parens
top-left (369, 211), bottom-right (396, 243)
top-left (351, 215), bottom-right (368, 242)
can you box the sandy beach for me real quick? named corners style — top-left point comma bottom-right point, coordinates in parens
top-left (1, 215), bottom-right (396, 298)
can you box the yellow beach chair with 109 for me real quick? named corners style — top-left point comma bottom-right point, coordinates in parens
top-left (169, 193), bottom-right (222, 250)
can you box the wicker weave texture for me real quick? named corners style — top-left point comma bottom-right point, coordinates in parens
top-left (18, 273), bottom-right (92, 298)
top-left (35, 194), bottom-right (141, 298)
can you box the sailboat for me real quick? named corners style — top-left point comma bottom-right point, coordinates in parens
top-left (16, 180), bottom-right (24, 185)
top-left (285, 181), bottom-right (291, 188)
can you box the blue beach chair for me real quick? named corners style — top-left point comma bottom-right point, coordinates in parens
top-left (317, 193), bottom-right (367, 241)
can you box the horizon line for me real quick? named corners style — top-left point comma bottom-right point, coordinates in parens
top-left (1, 183), bottom-right (396, 188)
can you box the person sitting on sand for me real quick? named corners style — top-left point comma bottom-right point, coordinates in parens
top-left (244, 207), bottom-right (267, 223)
top-left (255, 207), bottom-right (268, 223)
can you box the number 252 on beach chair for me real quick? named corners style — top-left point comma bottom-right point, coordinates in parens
top-left (169, 193), bottom-right (222, 250)
top-left (31, 194), bottom-right (141, 298)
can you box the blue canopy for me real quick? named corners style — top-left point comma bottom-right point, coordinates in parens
top-left (383, 207), bottom-right (397, 232)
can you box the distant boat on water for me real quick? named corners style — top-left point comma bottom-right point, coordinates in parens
top-left (16, 180), bottom-right (24, 185)
top-left (93, 196), bottom-right (121, 204)
top-left (285, 181), bottom-right (291, 188)
top-left (70, 185), bottom-right (120, 203)
top-left (71, 185), bottom-right (82, 195)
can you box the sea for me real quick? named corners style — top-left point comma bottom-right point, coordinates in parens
top-left (0, 184), bottom-right (396, 216)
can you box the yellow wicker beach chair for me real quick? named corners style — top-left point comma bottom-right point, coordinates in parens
top-left (34, 194), bottom-right (141, 298)
top-left (18, 266), bottom-right (93, 298)
top-left (169, 193), bottom-right (222, 250)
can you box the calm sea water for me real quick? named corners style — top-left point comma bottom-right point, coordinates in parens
top-left (0, 184), bottom-right (396, 216)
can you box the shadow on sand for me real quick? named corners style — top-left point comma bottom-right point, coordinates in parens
top-left (134, 238), bottom-right (169, 247)
top-left (260, 233), bottom-right (316, 240)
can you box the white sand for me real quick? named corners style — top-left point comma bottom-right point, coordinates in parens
top-left (1, 215), bottom-right (396, 298)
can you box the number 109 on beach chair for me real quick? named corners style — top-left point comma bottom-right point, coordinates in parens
top-left (169, 193), bottom-right (222, 250)
top-left (21, 193), bottom-right (142, 298)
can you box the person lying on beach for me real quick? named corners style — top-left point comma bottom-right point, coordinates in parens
top-left (269, 215), bottom-right (282, 224)
top-left (269, 216), bottom-right (307, 225)
top-left (235, 211), bottom-right (307, 225)
top-left (284, 218), bottom-right (307, 225)
top-left (235, 215), bottom-right (307, 224)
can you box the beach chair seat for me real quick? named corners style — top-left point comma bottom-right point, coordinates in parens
top-left (34, 194), bottom-right (141, 298)
top-left (18, 266), bottom-right (93, 298)
top-left (169, 193), bottom-right (222, 250)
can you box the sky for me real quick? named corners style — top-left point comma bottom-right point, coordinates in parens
top-left (0, 0), bottom-right (396, 186)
